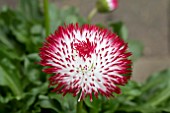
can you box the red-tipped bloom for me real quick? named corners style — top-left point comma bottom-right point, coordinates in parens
top-left (39, 24), bottom-right (132, 101)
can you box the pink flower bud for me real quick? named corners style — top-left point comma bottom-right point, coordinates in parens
top-left (96, 0), bottom-right (118, 13)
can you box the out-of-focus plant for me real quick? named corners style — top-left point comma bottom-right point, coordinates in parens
top-left (0, 0), bottom-right (169, 113)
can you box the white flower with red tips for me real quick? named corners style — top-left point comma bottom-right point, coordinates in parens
top-left (39, 23), bottom-right (132, 102)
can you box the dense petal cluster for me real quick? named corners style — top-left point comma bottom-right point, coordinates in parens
top-left (39, 24), bottom-right (132, 101)
top-left (96, 0), bottom-right (118, 13)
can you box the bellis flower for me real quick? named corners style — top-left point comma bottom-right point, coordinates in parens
top-left (96, 0), bottom-right (118, 13)
top-left (39, 24), bottom-right (132, 102)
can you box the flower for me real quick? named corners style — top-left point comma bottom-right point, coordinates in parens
top-left (96, 0), bottom-right (118, 13)
top-left (39, 23), bottom-right (132, 102)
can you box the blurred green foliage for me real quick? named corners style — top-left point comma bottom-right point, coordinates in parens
top-left (0, 0), bottom-right (170, 113)
top-left (110, 22), bottom-right (144, 61)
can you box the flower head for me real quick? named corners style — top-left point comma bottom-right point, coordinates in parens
top-left (96, 0), bottom-right (118, 13)
top-left (39, 24), bottom-right (132, 101)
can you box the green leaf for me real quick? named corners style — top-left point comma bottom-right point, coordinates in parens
top-left (102, 99), bottom-right (119, 113)
top-left (0, 86), bottom-right (14, 103)
top-left (24, 57), bottom-right (40, 82)
top-left (142, 68), bottom-right (170, 106)
top-left (38, 95), bottom-right (62, 113)
top-left (0, 44), bottom-right (21, 60)
top-left (109, 22), bottom-right (144, 61)
top-left (120, 81), bottom-right (142, 101)
top-left (0, 30), bottom-right (14, 49)
top-left (110, 21), bottom-right (128, 41)
top-left (117, 104), bottom-right (161, 113)
top-left (49, 93), bottom-right (77, 113)
top-left (0, 65), bottom-right (22, 97)
top-left (127, 39), bottom-right (144, 61)
top-left (30, 82), bottom-right (48, 95)
top-left (11, 26), bottom-right (29, 44)
top-left (0, 7), bottom-right (16, 26)
top-left (31, 24), bottom-right (43, 35)
top-left (147, 83), bottom-right (170, 106)
top-left (84, 95), bottom-right (102, 113)
top-left (49, 4), bottom-right (86, 33)
top-left (19, 0), bottom-right (42, 20)
top-left (15, 93), bottom-right (37, 113)
top-left (142, 68), bottom-right (170, 92)
top-left (161, 99), bottom-right (170, 112)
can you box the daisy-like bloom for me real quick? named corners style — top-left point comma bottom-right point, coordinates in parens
top-left (96, 0), bottom-right (118, 13)
top-left (39, 23), bottom-right (132, 102)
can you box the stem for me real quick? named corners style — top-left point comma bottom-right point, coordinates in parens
top-left (76, 100), bottom-right (83, 113)
top-left (43, 0), bottom-right (50, 37)
top-left (87, 7), bottom-right (97, 23)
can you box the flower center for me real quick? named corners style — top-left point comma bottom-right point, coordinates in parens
top-left (74, 38), bottom-right (96, 60)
